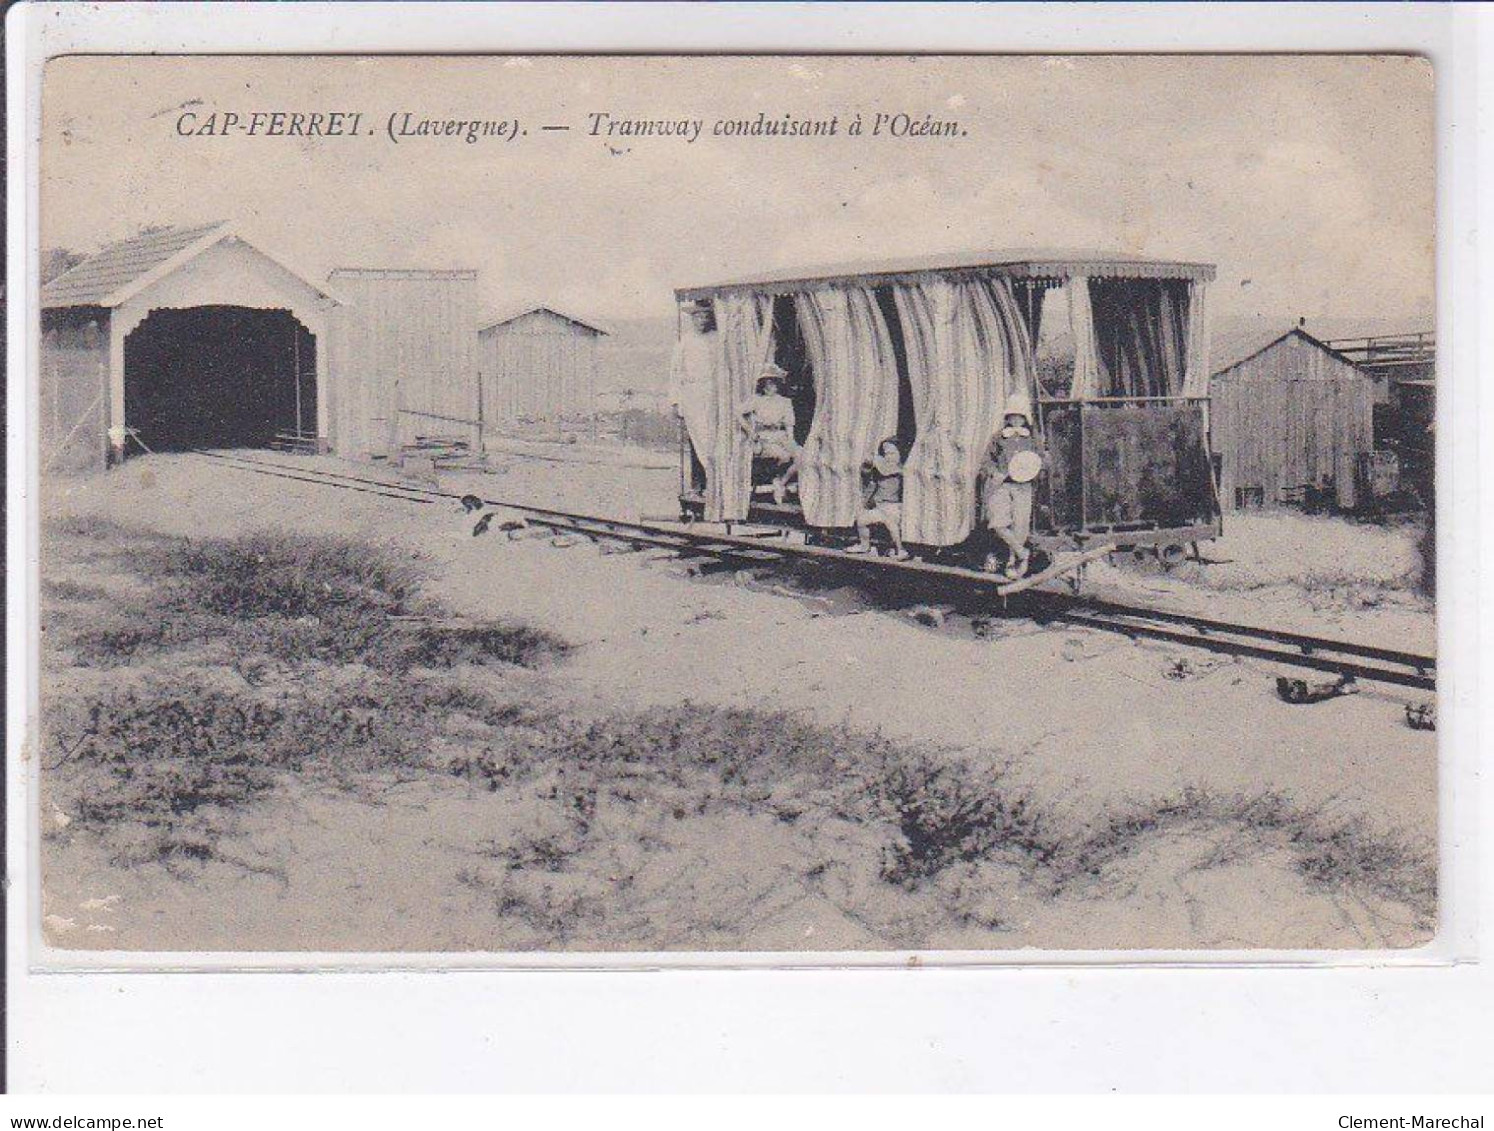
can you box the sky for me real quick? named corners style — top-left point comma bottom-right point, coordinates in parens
top-left (42, 54), bottom-right (1434, 330)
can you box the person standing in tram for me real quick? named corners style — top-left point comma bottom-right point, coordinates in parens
top-left (668, 299), bottom-right (718, 501)
top-left (738, 362), bottom-right (801, 504)
top-left (980, 394), bottom-right (1046, 579)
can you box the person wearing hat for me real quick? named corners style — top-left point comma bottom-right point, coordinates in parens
top-left (979, 393), bottom-right (1046, 579)
top-left (669, 299), bottom-right (718, 500)
top-left (738, 360), bottom-right (800, 504)
top-left (847, 438), bottom-right (911, 561)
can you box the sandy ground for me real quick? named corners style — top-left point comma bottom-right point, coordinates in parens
top-left (36, 450), bottom-right (1437, 953)
top-left (436, 438), bottom-right (1434, 651)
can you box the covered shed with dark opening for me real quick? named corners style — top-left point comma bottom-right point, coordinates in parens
top-left (1209, 325), bottom-right (1374, 512)
top-left (40, 222), bottom-right (339, 471)
top-left (477, 305), bottom-right (608, 424)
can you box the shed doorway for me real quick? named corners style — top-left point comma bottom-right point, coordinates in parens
top-left (123, 306), bottom-right (316, 452)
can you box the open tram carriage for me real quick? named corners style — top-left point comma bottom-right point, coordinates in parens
top-left (673, 251), bottom-right (1221, 576)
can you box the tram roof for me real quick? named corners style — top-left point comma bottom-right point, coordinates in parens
top-left (676, 248), bottom-right (1216, 300)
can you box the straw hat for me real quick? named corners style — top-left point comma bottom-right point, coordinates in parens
top-left (756, 361), bottom-right (789, 388)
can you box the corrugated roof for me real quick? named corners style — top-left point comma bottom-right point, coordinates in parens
top-left (41, 221), bottom-right (227, 308)
top-left (478, 304), bottom-right (609, 336)
top-left (1210, 325), bottom-right (1353, 375)
top-left (678, 248), bottom-right (1216, 298)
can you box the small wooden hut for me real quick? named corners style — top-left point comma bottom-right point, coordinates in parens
top-left (1210, 325), bottom-right (1373, 511)
top-left (326, 267), bottom-right (480, 459)
top-left (477, 306), bottom-right (607, 424)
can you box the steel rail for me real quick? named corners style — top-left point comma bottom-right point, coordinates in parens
top-left (1026, 593), bottom-right (1435, 673)
top-left (1048, 609), bottom-right (1434, 691)
top-left (189, 450), bottom-right (1436, 690)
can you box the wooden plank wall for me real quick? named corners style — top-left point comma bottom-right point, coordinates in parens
top-left (39, 310), bottom-right (111, 473)
top-left (1211, 334), bottom-right (1372, 511)
top-left (478, 309), bottom-right (600, 423)
top-left (326, 269), bottom-right (479, 457)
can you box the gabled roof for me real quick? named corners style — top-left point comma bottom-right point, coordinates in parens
top-left (41, 222), bottom-right (340, 309)
top-left (678, 248), bottom-right (1216, 299)
top-left (1210, 325), bottom-right (1354, 376)
top-left (478, 304), bottom-right (609, 336)
top-left (42, 222), bottom-right (226, 308)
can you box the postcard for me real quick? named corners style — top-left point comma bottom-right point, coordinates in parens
top-left (34, 53), bottom-right (1436, 955)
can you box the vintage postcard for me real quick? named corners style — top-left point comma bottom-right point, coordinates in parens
top-left (33, 53), bottom-right (1436, 956)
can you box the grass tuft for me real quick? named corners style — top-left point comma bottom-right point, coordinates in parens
top-left (151, 532), bottom-right (420, 622)
top-left (51, 527), bottom-right (569, 673)
top-left (1060, 786), bottom-right (1436, 926)
top-left (391, 621), bottom-right (572, 670)
top-left (41, 578), bottom-right (113, 603)
top-left (867, 750), bottom-right (1059, 885)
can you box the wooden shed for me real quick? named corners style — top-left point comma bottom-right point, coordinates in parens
top-left (1325, 331), bottom-right (1435, 502)
top-left (477, 305), bottom-right (607, 424)
top-left (40, 222), bottom-right (339, 471)
top-left (1210, 326), bottom-right (1373, 511)
top-left (326, 268), bottom-right (480, 458)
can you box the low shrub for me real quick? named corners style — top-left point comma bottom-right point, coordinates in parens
top-left (47, 679), bottom-right (1437, 927)
top-left (151, 532), bottom-right (421, 622)
top-left (868, 751), bottom-right (1058, 885)
top-left (1061, 786), bottom-right (1436, 926)
top-left (56, 526), bottom-right (570, 673)
top-left (66, 608), bottom-right (187, 667)
top-left (390, 621), bottom-right (572, 671)
top-left (46, 674), bottom-right (536, 868)
top-left (41, 578), bottom-right (113, 603)
top-left (59, 686), bottom-right (286, 770)
top-left (53, 685), bottom-right (287, 833)
top-left (46, 514), bottom-right (148, 542)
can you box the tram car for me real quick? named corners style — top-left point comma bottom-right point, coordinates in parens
top-left (671, 250), bottom-right (1221, 570)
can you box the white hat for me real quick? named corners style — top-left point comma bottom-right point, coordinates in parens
top-left (1003, 392), bottom-right (1033, 422)
top-left (757, 362), bottom-right (789, 389)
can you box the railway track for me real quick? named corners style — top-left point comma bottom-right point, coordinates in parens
top-left (190, 449), bottom-right (1437, 691)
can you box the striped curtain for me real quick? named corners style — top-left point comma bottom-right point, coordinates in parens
top-left (1182, 279), bottom-right (1211, 399)
top-left (1068, 276), bottom-right (1101, 400)
top-left (893, 280), bottom-right (944, 541)
top-left (794, 287), bottom-right (900, 528)
top-left (707, 292), bottom-right (775, 521)
top-left (1090, 279), bottom-right (1192, 398)
top-left (896, 276), bottom-right (1038, 546)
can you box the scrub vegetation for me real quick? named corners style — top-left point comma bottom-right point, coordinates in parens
top-left (41, 518), bottom-right (1436, 945)
top-left (48, 525), bottom-right (569, 674)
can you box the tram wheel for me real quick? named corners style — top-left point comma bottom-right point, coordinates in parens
top-left (1156, 542), bottom-right (1188, 569)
